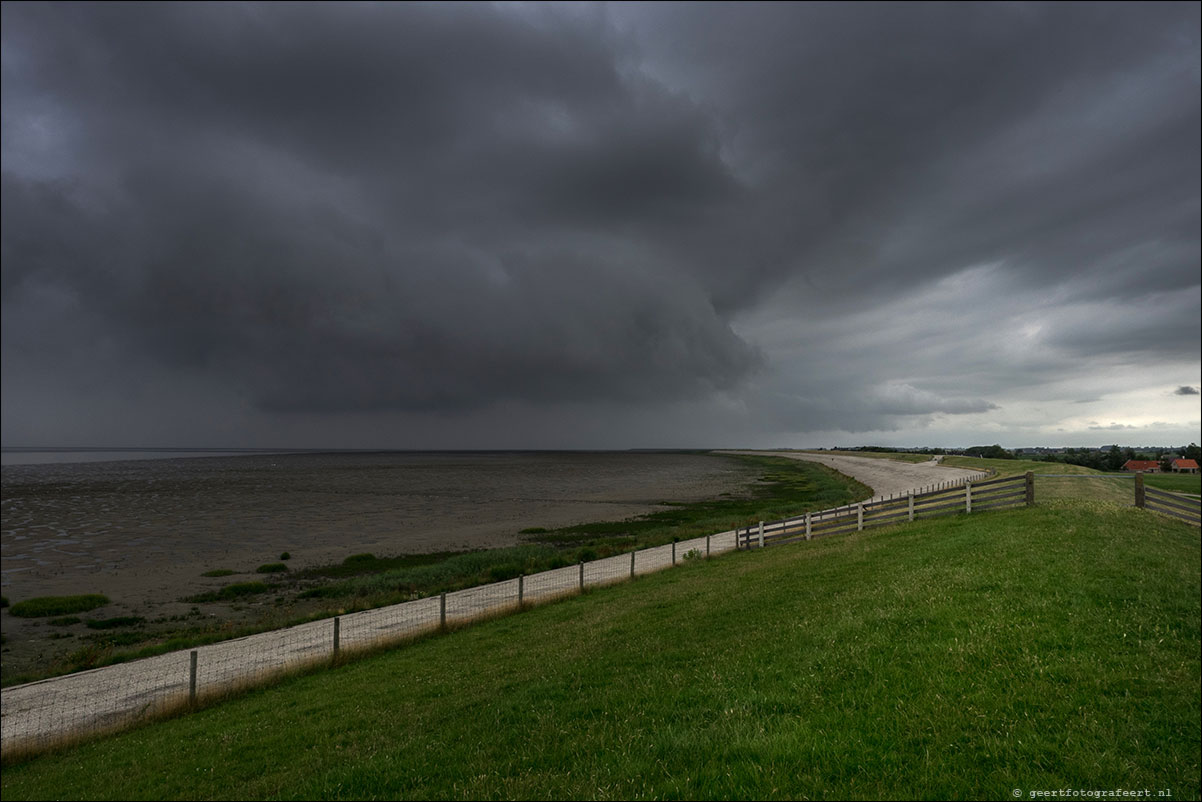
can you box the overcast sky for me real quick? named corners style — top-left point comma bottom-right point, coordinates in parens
top-left (3, 2), bottom-right (1199, 450)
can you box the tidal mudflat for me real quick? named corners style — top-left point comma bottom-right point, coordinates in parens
top-left (1, 451), bottom-right (759, 678)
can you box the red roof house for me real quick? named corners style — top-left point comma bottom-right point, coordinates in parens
top-left (1170, 458), bottom-right (1199, 473)
top-left (1122, 460), bottom-right (1160, 472)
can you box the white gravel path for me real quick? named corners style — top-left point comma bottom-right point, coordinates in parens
top-left (717, 451), bottom-right (983, 501)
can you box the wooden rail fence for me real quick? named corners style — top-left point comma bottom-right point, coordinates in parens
top-left (1136, 474), bottom-right (1201, 526)
top-left (737, 471), bottom-right (1025, 549)
top-left (1032, 472), bottom-right (1200, 527)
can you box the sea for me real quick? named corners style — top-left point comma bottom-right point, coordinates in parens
top-left (1, 449), bottom-right (757, 601)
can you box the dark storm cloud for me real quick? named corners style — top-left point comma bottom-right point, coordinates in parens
top-left (623, 1), bottom-right (1200, 308)
top-left (2, 1), bottom-right (1198, 444)
top-left (1176, 386), bottom-right (1201, 396)
top-left (2, 1), bottom-right (755, 414)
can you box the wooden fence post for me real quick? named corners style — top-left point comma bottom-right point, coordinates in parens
top-left (333, 616), bottom-right (340, 660)
top-left (805, 511), bottom-right (811, 540)
top-left (758, 521), bottom-right (764, 548)
top-left (966, 482), bottom-right (972, 514)
top-left (857, 503), bottom-right (863, 531)
top-left (672, 538), bottom-right (677, 565)
top-left (579, 561), bottom-right (585, 590)
top-left (1135, 473), bottom-right (1145, 508)
top-left (439, 593), bottom-right (447, 631)
top-left (1025, 471), bottom-right (1035, 505)
top-left (189, 650), bottom-right (198, 707)
top-left (518, 574), bottom-right (524, 607)
top-left (908, 491), bottom-right (914, 521)
top-left (630, 551), bottom-right (636, 579)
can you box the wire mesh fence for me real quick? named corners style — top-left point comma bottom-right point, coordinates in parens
top-left (0, 527), bottom-right (739, 758)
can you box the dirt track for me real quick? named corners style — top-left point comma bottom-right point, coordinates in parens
top-left (717, 451), bottom-right (982, 500)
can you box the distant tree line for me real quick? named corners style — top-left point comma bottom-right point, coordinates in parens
top-left (841, 444), bottom-right (1009, 458)
top-left (834, 443), bottom-right (1201, 471)
top-left (964, 445), bottom-right (1015, 460)
top-left (1041, 443), bottom-right (1201, 472)
top-left (842, 446), bottom-right (949, 455)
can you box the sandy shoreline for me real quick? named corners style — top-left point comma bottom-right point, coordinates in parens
top-left (716, 451), bottom-right (983, 500)
top-left (1, 451), bottom-right (758, 615)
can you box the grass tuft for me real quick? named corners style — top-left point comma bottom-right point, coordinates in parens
top-left (8, 595), bottom-right (110, 618)
top-left (182, 583), bottom-right (271, 604)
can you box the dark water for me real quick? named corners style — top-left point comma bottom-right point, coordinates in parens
top-left (1, 451), bottom-right (757, 603)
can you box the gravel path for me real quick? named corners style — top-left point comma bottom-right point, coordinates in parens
top-left (717, 451), bottom-right (983, 500)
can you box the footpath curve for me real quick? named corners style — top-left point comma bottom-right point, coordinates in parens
top-left (717, 451), bottom-right (983, 501)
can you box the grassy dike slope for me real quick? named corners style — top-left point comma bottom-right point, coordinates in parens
top-left (4, 502), bottom-right (1199, 800)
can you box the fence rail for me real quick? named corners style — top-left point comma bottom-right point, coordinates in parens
top-left (736, 471), bottom-right (1010, 549)
top-left (1140, 480), bottom-right (1201, 526)
top-left (1032, 472), bottom-right (1200, 526)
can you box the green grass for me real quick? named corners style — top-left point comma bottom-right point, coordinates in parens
top-left (297, 457), bottom-right (867, 605)
top-left (3, 501), bottom-right (1197, 800)
top-left (936, 455), bottom-right (1142, 505)
top-left (297, 545), bottom-right (567, 600)
top-left (522, 455), bottom-right (870, 548)
top-left (292, 550), bottom-right (469, 580)
top-left (182, 582), bottom-right (272, 603)
top-left (255, 563), bottom-right (288, 574)
top-left (1144, 473), bottom-right (1202, 494)
top-left (200, 569), bottom-right (237, 578)
top-left (8, 595), bottom-right (111, 618)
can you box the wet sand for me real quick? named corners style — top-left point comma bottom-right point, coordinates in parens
top-left (2, 451), bottom-right (758, 612)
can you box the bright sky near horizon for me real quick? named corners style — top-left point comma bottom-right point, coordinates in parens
top-left (3, 2), bottom-right (1199, 450)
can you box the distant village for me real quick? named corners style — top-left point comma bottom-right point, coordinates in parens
top-left (820, 444), bottom-right (1201, 473)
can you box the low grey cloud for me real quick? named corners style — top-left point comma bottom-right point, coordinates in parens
top-left (1175, 386), bottom-right (1200, 396)
top-left (2, 2), bottom-right (1198, 447)
top-left (868, 384), bottom-right (998, 417)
